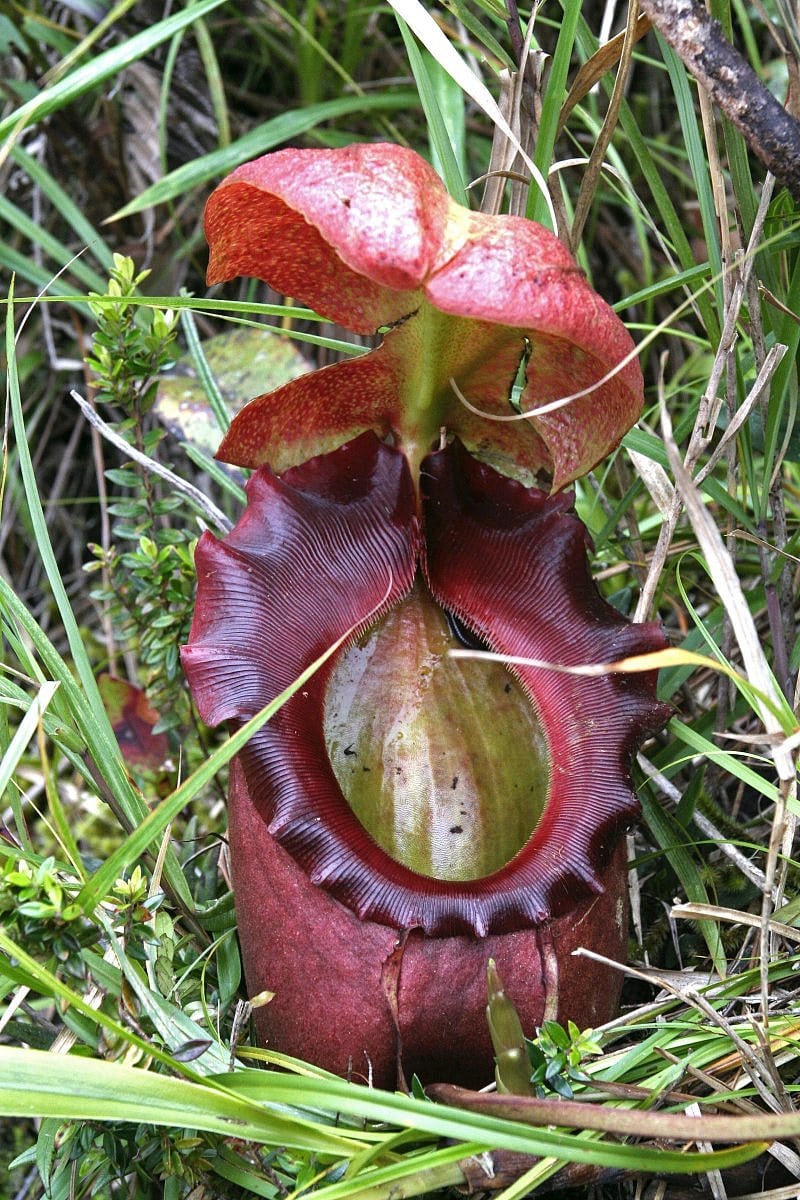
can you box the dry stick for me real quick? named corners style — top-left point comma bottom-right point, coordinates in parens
top-left (693, 344), bottom-right (787, 486)
top-left (482, 7), bottom-right (543, 221)
top-left (70, 389), bottom-right (231, 534)
top-left (639, 0), bottom-right (800, 199)
top-left (569, 0), bottom-right (640, 252)
top-left (637, 753), bottom-right (774, 898)
top-left (478, 73), bottom-right (530, 217)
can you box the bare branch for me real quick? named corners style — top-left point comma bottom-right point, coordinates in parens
top-left (71, 390), bottom-right (232, 534)
top-left (640, 0), bottom-right (800, 198)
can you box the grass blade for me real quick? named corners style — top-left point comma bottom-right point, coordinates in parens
top-left (4, 286), bottom-right (192, 906)
top-left (396, 17), bottom-right (467, 203)
top-left (0, 681), bottom-right (59, 806)
top-left (0, 0), bottom-right (228, 143)
top-left (75, 615), bottom-right (363, 911)
top-left (110, 92), bottom-right (420, 219)
top-left (0, 1047), bottom-right (365, 1155)
top-left (639, 785), bottom-right (728, 977)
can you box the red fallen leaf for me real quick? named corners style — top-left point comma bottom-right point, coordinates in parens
top-left (204, 142), bottom-right (644, 491)
top-left (98, 674), bottom-right (169, 771)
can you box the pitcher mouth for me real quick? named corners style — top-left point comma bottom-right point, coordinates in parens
top-left (324, 579), bottom-right (552, 883)
top-left (182, 432), bottom-right (669, 939)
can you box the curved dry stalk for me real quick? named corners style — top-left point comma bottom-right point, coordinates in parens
top-left (569, 0), bottom-right (641, 252)
top-left (429, 1077), bottom-right (800, 1142)
top-left (479, 4), bottom-right (541, 219)
top-left (70, 390), bottom-right (231, 534)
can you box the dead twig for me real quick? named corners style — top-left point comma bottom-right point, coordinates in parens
top-left (70, 389), bottom-right (231, 534)
top-left (639, 0), bottom-right (800, 198)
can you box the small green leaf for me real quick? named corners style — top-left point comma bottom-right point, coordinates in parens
top-left (486, 960), bottom-right (533, 1096)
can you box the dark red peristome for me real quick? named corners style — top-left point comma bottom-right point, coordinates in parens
top-left (183, 433), bottom-right (669, 940)
top-left (227, 757), bottom-right (631, 1089)
top-left (422, 441), bottom-right (669, 922)
top-left (183, 432), bottom-right (418, 722)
